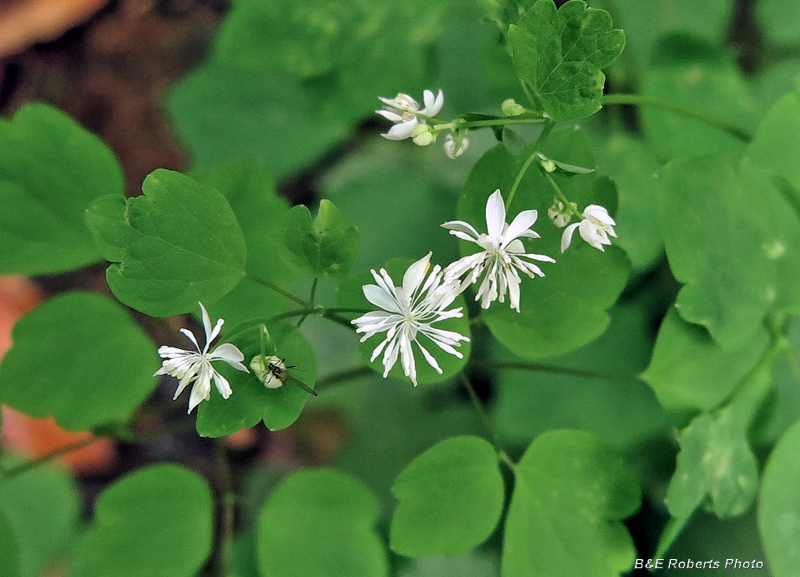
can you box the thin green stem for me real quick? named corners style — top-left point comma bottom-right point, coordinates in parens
top-left (543, 171), bottom-right (583, 219)
top-left (261, 306), bottom-right (369, 331)
top-left (458, 372), bottom-right (514, 468)
top-left (296, 278), bottom-right (319, 328)
top-left (434, 117), bottom-right (547, 132)
top-left (245, 273), bottom-right (309, 307)
top-left (468, 359), bottom-right (641, 383)
top-left (316, 366), bottom-right (374, 389)
top-left (505, 120), bottom-right (556, 209)
top-left (601, 94), bottom-right (753, 142)
top-left (212, 439), bottom-right (235, 577)
top-left (0, 435), bottom-right (103, 480)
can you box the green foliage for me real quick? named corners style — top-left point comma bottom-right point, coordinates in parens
top-left (640, 35), bottom-right (757, 160)
top-left (0, 292), bottom-right (158, 431)
top-left (256, 469), bottom-right (388, 577)
top-left (338, 259), bottom-right (471, 385)
top-left (196, 320), bottom-right (317, 436)
top-left (458, 138), bottom-right (628, 359)
top-left (508, 0), bottom-right (625, 121)
top-left (86, 169), bottom-right (247, 317)
top-left (71, 464), bottom-right (214, 577)
top-left (194, 161), bottom-right (296, 326)
top-left (644, 308), bottom-right (769, 415)
top-left (746, 90), bottom-right (800, 197)
top-left (283, 199), bottom-right (360, 279)
top-left (502, 430), bottom-right (640, 577)
top-left (0, 104), bottom-right (123, 275)
top-left (658, 158), bottom-right (800, 349)
top-left (0, 510), bottom-right (21, 577)
top-left (390, 436), bottom-right (505, 558)
top-left (759, 418), bottom-right (800, 576)
top-left (0, 462), bottom-right (79, 577)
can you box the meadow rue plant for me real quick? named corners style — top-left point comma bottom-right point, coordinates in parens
top-left (376, 89), bottom-right (444, 141)
top-left (154, 302), bottom-right (249, 413)
top-left (5, 1), bottom-right (800, 575)
top-left (441, 190), bottom-right (555, 312)
top-left (560, 204), bottom-right (618, 253)
top-left (351, 252), bottom-right (469, 386)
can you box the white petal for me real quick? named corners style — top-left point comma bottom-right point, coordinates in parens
top-left (485, 190), bottom-right (506, 239)
top-left (383, 119), bottom-right (418, 140)
top-left (502, 210), bottom-right (538, 246)
top-left (579, 220), bottom-right (606, 251)
top-left (363, 284), bottom-right (402, 313)
top-left (199, 302), bottom-right (213, 342)
top-left (425, 89), bottom-right (445, 116)
top-left (561, 223), bottom-right (580, 252)
top-left (416, 340), bottom-right (443, 374)
top-left (376, 109), bottom-right (403, 122)
top-left (212, 370), bottom-right (233, 399)
top-left (441, 220), bottom-right (480, 242)
top-left (584, 205), bottom-right (615, 226)
top-left (403, 252), bottom-right (432, 296)
top-left (209, 343), bottom-right (249, 372)
top-left (180, 328), bottom-right (201, 352)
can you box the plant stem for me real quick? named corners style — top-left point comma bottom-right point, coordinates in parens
top-left (601, 94), bottom-right (753, 142)
top-left (458, 372), bottom-right (514, 469)
top-left (468, 359), bottom-right (640, 383)
top-left (211, 439), bottom-right (235, 577)
top-left (315, 366), bottom-right (374, 389)
top-left (296, 278), bottom-right (319, 328)
top-left (506, 120), bottom-right (556, 209)
top-left (0, 435), bottom-right (103, 480)
top-left (543, 172), bottom-right (584, 219)
top-left (245, 273), bottom-right (309, 307)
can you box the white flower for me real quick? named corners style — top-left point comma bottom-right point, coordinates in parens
top-left (351, 252), bottom-right (469, 386)
top-left (442, 190), bottom-right (555, 312)
top-left (154, 302), bottom-right (249, 413)
top-left (560, 204), bottom-right (617, 252)
top-left (547, 198), bottom-right (578, 228)
top-left (443, 133), bottom-right (469, 159)
top-left (376, 89), bottom-right (444, 141)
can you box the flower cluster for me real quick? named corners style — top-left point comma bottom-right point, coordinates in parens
top-left (546, 199), bottom-right (617, 252)
top-left (352, 189), bottom-right (557, 384)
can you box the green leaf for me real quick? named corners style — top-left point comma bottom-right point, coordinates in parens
top-left (598, 135), bottom-right (664, 271)
top-left (283, 200), bottom-right (360, 279)
top-left (644, 308), bottom-right (769, 415)
top-left (494, 303), bottom-right (669, 451)
top-left (640, 35), bottom-right (757, 160)
top-left (398, 550), bottom-right (500, 577)
top-left (195, 320), bottom-right (317, 436)
top-left (458, 138), bottom-right (628, 359)
top-left (337, 259), bottom-right (471, 386)
top-left (70, 464), bottom-right (214, 577)
top-left (746, 90), bottom-right (800, 196)
top-left (658, 158), bottom-right (800, 348)
top-left (502, 430), bottom-right (640, 577)
top-left (758, 0), bottom-right (800, 44)
top-left (256, 469), bottom-right (388, 577)
top-left (0, 510), bottom-right (21, 577)
top-left (390, 436), bottom-right (505, 558)
top-left (0, 104), bottom-right (124, 274)
top-left (193, 160), bottom-right (296, 326)
top-left (508, 0), bottom-right (625, 121)
top-left (86, 169), bottom-right (247, 317)
top-left (759, 417), bottom-right (800, 577)
top-left (0, 292), bottom-right (159, 430)
top-left (0, 462), bottom-right (79, 577)
top-left (168, 65), bottom-right (350, 179)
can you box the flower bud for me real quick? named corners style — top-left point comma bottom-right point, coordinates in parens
top-left (411, 124), bottom-right (435, 146)
top-left (501, 99), bottom-right (526, 117)
top-left (443, 133), bottom-right (469, 159)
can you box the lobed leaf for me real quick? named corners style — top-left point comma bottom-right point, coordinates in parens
top-left (0, 292), bottom-right (159, 431)
top-left (256, 469), bottom-right (388, 577)
top-left (283, 199), bottom-right (360, 279)
top-left (508, 0), bottom-right (625, 121)
top-left (86, 169), bottom-right (247, 317)
top-left (502, 430), bottom-right (640, 577)
top-left (0, 104), bottom-right (124, 275)
top-left (70, 464), bottom-right (214, 577)
top-left (390, 436), bottom-right (505, 558)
